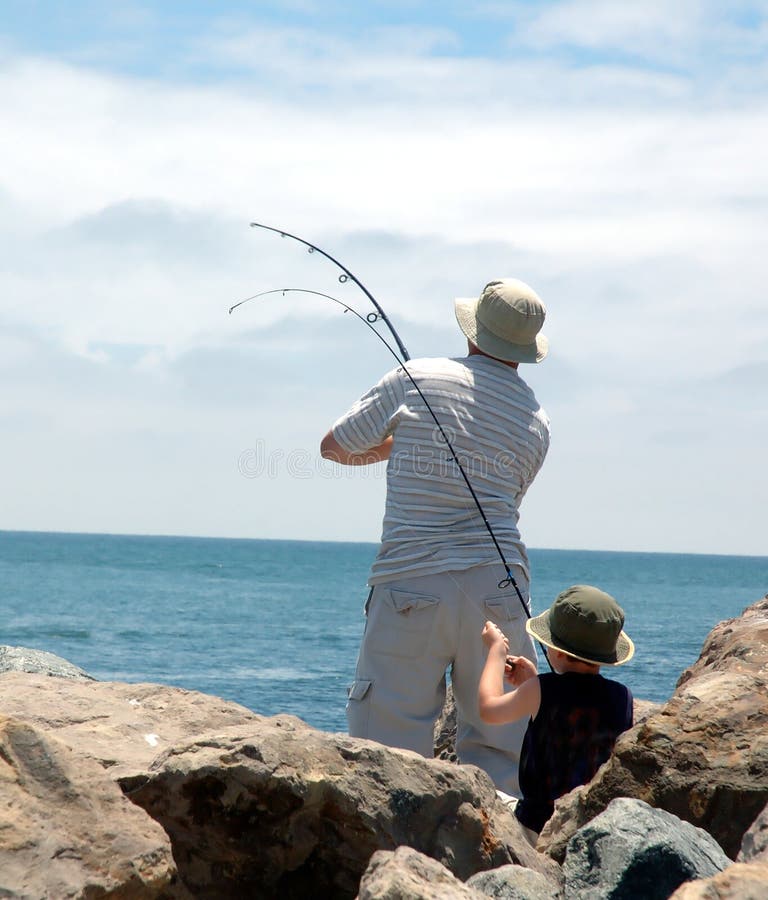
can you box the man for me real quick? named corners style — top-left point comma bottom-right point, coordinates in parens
top-left (320, 278), bottom-right (550, 795)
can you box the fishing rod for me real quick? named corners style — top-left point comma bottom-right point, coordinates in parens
top-left (230, 281), bottom-right (533, 622)
top-left (249, 222), bottom-right (411, 362)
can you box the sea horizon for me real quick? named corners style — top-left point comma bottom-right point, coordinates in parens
top-left (2, 527), bottom-right (765, 563)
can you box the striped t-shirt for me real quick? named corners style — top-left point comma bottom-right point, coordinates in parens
top-left (331, 355), bottom-right (550, 586)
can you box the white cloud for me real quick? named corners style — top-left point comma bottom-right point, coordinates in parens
top-left (518, 0), bottom-right (705, 57)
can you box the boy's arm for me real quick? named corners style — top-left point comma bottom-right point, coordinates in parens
top-left (478, 621), bottom-right (540, 725)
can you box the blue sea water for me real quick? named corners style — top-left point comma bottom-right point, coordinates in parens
top-left (1, 530), bottom-right (766, 733)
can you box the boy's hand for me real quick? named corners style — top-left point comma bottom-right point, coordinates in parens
top-left (482, 620), bottom-right (509, 654)
top-left (504, 655), bottom-right (538, 686)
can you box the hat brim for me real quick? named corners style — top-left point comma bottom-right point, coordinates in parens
top-left (455, 297), bottom-right (548, 364)
top-left (526, 610), bottom-right (635, 667)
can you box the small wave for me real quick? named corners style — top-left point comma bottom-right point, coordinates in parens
top-left (29, 628), bottom-right (92, 640)
top-left (228, 666), bottom-right (305, 682)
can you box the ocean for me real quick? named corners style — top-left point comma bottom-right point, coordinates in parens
top-left (1, 530), bottom-right (766, 733)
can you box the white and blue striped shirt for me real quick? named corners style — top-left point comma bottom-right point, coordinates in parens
top-left (332, 355), bottom-right (550, 585)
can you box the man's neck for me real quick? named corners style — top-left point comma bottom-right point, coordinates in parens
top-left (467, 342), bottom-right (519, 370)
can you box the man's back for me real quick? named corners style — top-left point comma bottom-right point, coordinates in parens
top-left (332, 354), bottom-right (550, 585)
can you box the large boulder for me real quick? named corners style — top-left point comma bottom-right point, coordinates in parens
top-left (0, 715), bottom-right (179, 898)
top-left (128, 716), bottom-right (562, 900)
top-left (562, 797), bottom-right (730, 899)
top-left (538, 596), bottom-right (768, 861)
top-left (358, 847), bottom-right (481, 899)
top-left (0, 672), bottom-right (263, 788)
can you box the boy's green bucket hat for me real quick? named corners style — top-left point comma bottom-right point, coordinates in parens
top-left (526, 585), bottom-right (635, 666)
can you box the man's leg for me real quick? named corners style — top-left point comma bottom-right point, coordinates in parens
top-left (346, 572), bottom-right (458, 757)
top-left (451, 564), bottom-right (538, 797)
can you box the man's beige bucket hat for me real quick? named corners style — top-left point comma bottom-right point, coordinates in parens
top-left (455, 278), bottom-right (548, 364)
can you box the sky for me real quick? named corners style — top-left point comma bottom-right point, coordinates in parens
top-left (1, 0), bottom-right (766, 556)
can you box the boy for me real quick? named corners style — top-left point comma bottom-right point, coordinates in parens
top-left (478, 584), bottom-right (634, 843)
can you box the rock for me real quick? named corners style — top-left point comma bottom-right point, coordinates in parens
top-left (633, 697), bottom-right (662, 724)
top-left (738, 801), bottom-right (768, 863)
top-left (668, 861), bottom-right (768, 899)
top-left (0, 714), bottom-right (179, 898)
top-left (434, 683), bottom-right (458, 762)
top-left (357, 847), bottom-right (482, 899)
top-left (466, 863), bottom-right (562, 898)
top-left (563, 797), bottom-right (730, 900)
top-left (0, 645), bottom-right (95, 680)
top-left (0, 671), bottom-right (263, 788)
top-left (128, 716), bottom-right (562, 900)
top-left (538, 596), bottom-right (768, 861)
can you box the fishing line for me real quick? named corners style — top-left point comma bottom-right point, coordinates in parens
top-left (229, 285), bottom-right (533, 622)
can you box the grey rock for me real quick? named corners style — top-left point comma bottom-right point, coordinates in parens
top-left (563, 797), bottom-right (731, 900)
top-left (738, 800), bottom-right (768, 863)
top-left (0, 644), bottom-right (95, 679)
top-left (357, 846), bottom-right (483, 899)
top-left (467, 863), bottom-right (562, 899)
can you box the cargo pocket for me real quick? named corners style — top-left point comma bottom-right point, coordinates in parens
top-left (485, 596), bottom-right (528, 655)
top-left (484, 596), bottom-right (519, 622)
top-left (366, 587), bottom-right (440, 659)
top-left (346, 678), bottom-right (373, 737)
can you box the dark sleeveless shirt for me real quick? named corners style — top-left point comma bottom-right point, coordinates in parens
top-left (515, 672), bottom-right (633, 834)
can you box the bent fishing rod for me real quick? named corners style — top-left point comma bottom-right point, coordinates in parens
top-left (234, 223), bottom-right (534, 626)
top-left (248, 222), bottom-right (410, 362)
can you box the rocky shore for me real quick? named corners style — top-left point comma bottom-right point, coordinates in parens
top-left (0, 597), bottom-right (766, 899)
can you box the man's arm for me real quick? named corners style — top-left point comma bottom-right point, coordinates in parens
top-left (320, 430), bottom-right (393, 466)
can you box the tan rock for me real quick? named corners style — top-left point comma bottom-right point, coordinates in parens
top-left (129, 716), bottom-right (562, 899)
top-left (357, 847), bottom-right (483, 899)
top-left (667, 861), bottom-right (768, 899)
top-left (538, 596), bottom-right (768, 862)
top-left (0, 672), bottom-right (263, 787)
top-left (433, 683), bottom-right (458, 762)
top-left (0, 715), bottom-right (178, 898)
